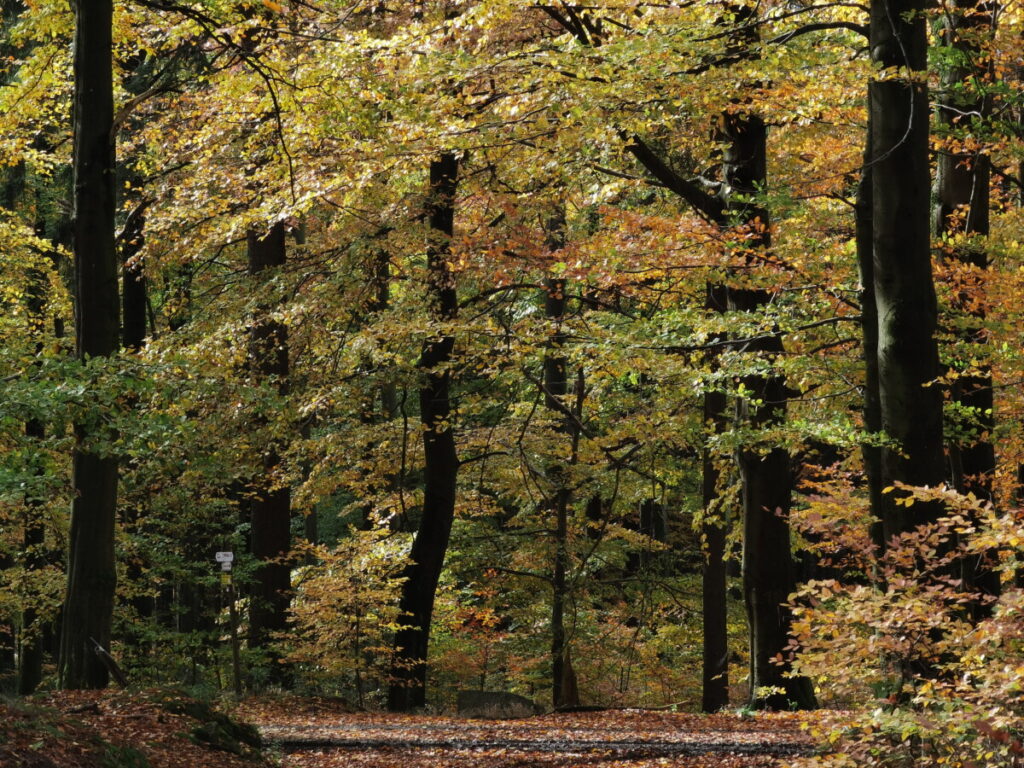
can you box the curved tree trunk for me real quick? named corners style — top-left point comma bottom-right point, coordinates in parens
top-left (388, 152), bottom-right (460, 711)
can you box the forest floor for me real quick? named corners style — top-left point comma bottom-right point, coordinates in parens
top-left (0, 690), bottom-right (818, 768)
top-left (237, 696), bottom-right (816, 768)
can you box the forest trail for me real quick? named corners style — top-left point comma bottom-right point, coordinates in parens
top-left (240, 701), bottom-right (814, 768)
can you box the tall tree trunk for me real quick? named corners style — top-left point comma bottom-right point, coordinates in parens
top-left (19, 252), bottom-right (49, 695)
top-left (544, 274), bottom-right (581, 710)
top-left (247, 222), bottom-right (292, 678)
top-left (388, 152), bottom-right (460, 711)
top-left (543, 208), bottom-right (581, 710)
top-left (120, 181), bottom-right (155, 639)
top-left (59, 0), bottom-right (119, 691)
top-left (870, 0), bottom-right (945, 540)
top-left (721, 106), bottom-right (816, 711)
top-left (701, 284), bottom-right (730, 713)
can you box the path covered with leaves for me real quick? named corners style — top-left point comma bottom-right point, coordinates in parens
top-left (239, 698), bottom-right (814, 768)
top-left (0, 691), bottom-right (816, 768)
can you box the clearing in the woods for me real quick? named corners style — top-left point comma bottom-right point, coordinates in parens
top-left (0, 691), bottom-right (815, 768)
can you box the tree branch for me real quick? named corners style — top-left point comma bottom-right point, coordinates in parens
top-left (769, 21), bottom-right (868, 45)
top-left (621, 133), bottom-right (728, 225)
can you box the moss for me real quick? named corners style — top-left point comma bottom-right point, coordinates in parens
top-left (151, 689), bottom-right (261, 758)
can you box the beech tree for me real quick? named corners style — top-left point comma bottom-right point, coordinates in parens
top-left (388, 153), bottom-right (461, 711)
top-left (59, 0), bottom-right (119, 690)
top-left (247, 222), bottom-right (292, 675)
top-left (8, 0), bottom-right (1024, 737)
top-left (869, 0), bottom-right (946, 540)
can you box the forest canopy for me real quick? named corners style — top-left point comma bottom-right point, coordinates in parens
top-left (3, 0), bottom-right (1024, 763)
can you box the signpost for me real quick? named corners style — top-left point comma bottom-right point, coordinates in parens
top-left (216, 551), bottom-right (242, 697)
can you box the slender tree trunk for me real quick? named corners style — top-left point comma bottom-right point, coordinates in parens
top-left (543, 208), bottom-right (581, 710)
top-left (247, 222), bottom-right (292, 678)
top-left (120, 180), bottom-right (155, 640)
top-left (19, 246), bottom-right (49, 694)
top-left (721, 107), bottom-right (816, 711)
top-left (544, 273), bottom-right (581, 710)
top-left (701, 284), bottom-right (730, 712)
top-left (59, 0), bottom-right (119, 690)
top-left (388, 152), bottom-right (460, 711)
top-left (19, 418), bottom-right (46, 695)
top-left (870, 0), bottom-right (945, 539)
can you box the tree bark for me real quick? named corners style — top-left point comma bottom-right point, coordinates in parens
top-left (855, 132), bottom-right (885, 551)
top-left (247, 222), bottom-right (292, 677)
top-left (544, 274), bottom-right (582, 710)
top-left (388, 152), bottom-right (460, 711)
top-left (59, 0), bottom-right (119, 690)
top-left (869, 0), bottom-right (945, 540)
top-left (121, 201), bottom-right (147, 351)
top-left (721, 105), bottom-right (816, 711)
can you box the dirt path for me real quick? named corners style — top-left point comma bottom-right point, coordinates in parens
top-left (238, 701), bottom-right (815, 768)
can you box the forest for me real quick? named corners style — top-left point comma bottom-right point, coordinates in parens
top-left (3, 0), bottom-right (1024, 765)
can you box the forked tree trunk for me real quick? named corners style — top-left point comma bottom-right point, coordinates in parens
top-left (60, 0), bottom-right (119, 690)
top-left (388, 152), bottom-right (460, 711)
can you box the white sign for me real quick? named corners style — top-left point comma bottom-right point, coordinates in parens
top-left (220, 561), bottom-right (233, 572)
top-left (215, 551), bottom-right (234, 563)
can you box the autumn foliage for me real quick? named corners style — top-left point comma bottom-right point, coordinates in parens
top-left (4, 0), bottom-right (1024, 765)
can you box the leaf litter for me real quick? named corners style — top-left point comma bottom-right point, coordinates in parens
top-left (237, 698), bottom-right (813, 768)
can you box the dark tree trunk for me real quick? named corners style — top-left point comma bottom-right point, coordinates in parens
top-left (934, 0), bottom-right (999, 611)
top-left (59, 0), bottom-right (119, 690)
top-left (543, 209), bottom-right (580, 711)
top-left (545, 273), bottom-right (581, 710)
top-left (869, 0), bottom-right (945, 539)
top-left (246, 222), bottom-right (292, 676)
top-left (701, 284), bottom-right (729, 713)
top-left (19, 419), bottom-right (46, 695)
top-left (721, 109), bottom-right (816, 712)
top-left (120, 183), bottom-right (153, 633)
top-left (731, 286), bottom-right (814, 710)
top-left (622, 3), bottom-right (814, 712)
top-left (21, 235), bottom-right (47, 695)
top-left (121, 202), bottom-right (147, 351)
top-left (388, 152), bottom-right (460, 712)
